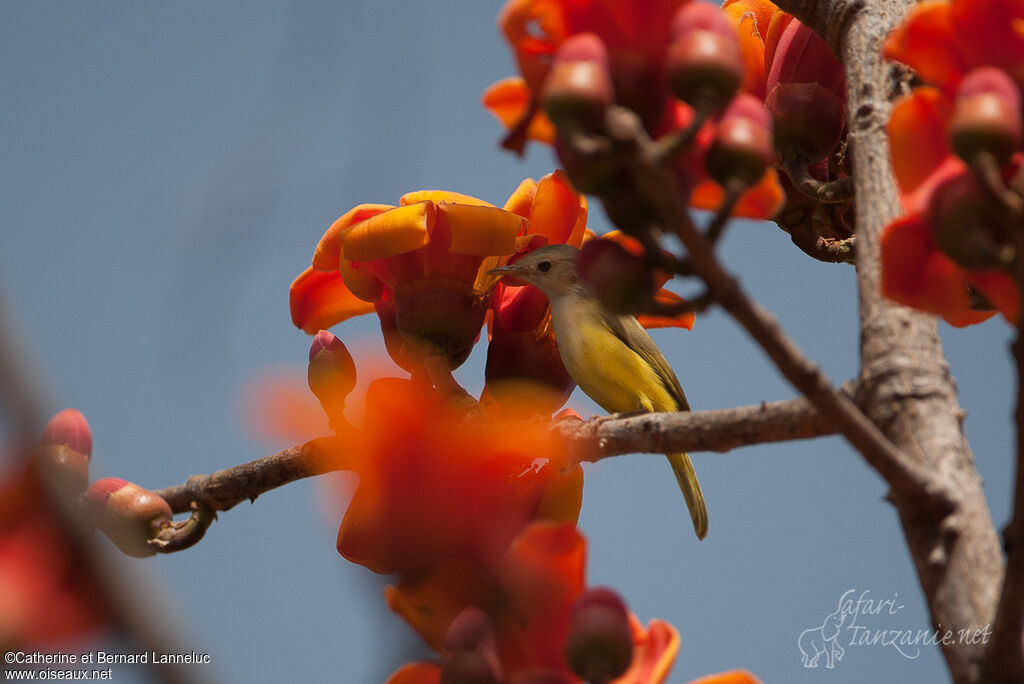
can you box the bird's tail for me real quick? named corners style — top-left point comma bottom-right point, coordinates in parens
top-left (666, 452), bottom-right (708, 540)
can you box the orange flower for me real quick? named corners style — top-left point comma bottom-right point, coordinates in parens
top-left (291, 191), bottom-right (525, 371)
top-left (383, 523), bottom-right (684, 684)
top-left (489, 0), bottom-right (686, 140)
top-left (335, 377), bottom-right (583, 648)
top-left (880, 0), bottom-right (1024, 324)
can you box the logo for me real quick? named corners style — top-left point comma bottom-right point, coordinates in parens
top-left (797, 588), bottom-right (992, 669)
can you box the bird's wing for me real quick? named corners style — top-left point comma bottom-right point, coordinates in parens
top-left (604, 311), bottom-right (690, 411)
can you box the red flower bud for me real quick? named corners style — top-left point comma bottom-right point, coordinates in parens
top-left (86, 478), bottom-right (173, 558)
top-left (766, 83), bottom-right (845, 163)
top-left (41, 408), bottom-right (92, 459)
top-left (950, 68), bottom-right (1023, 165)
top-left (564, 587), bottom-right (634, 684)
top-left (445, 607), bottom-right (495, 653)
top-left (706, 95), bottom-right (774, 188)
top-left (666, 4), bottom-right (743, 112)
top-left (440, 651), bottom-right (499, 684)
top-left (543, 34), bottom-right (614, 133)
top-left (307, 330), bottom-right (357, 419)
top-left (577, 239), bottom-right (656, 314)
top-left (926, 171), bottom-right (1015, 270)
top-left (32, 409), bottom-right (93, 496)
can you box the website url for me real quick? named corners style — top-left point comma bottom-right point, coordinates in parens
top-left (5, 669), bottom-right (112, 680)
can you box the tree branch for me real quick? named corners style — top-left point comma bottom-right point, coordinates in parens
top-left (599, 105), bottom-right (952, 511)
top-left (155, 436), bottom-right (346, 513)
top-left (153, 397), bottom-right (838, 516)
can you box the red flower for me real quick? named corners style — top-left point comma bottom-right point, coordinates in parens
top-left (383, 523), bottom-right (685, 684)
top-left (880, 0), bottom-right (1024, 324)
top-left (483, 0), bottom-right (785, 220)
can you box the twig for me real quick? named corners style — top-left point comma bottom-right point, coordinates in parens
top-left (781, 158), bottom-right (855, 204)
top-left (155, 436), bottom-right (346, 514)
top-left (705, 179), bottom-right (745, 244)
top-left (600, 104), bottom-right (953, 511)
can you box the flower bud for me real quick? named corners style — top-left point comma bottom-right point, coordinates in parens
top-left (950, 68), bottom-right (1023, 165)
top-left (577, 239), bottom-right (656, 314)
top-left (507, 671), bottom-right (572, 684)
top-left (440, 652), bottom-right (500, 684)
top-left (666, 4), bottom-right (743, 111)
top-left (564, 588), bottom-right (634, 683)
top-left (542, 34), bottom-right (614, 133)
top-left (766, 83), bottom-right (845, 163)
top-left (926, 172), bottom-right (1015, 270)
top-left (41, 408), bottom-right (92, 458)
top-left (706, 95), bottom-right (774, 188)
top-left (85, 478), bottom-right (173, 558)
top-left (33, 409), bottom-right (93, 496)
top-left (307, 330), bottom-right (357, 419)
top-left (445, 607), bottom-right (495, 653)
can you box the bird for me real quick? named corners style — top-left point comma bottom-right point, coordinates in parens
top-left (489, 243), bottom-right (708, 539)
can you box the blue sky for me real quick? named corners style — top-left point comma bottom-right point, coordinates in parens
top-left (1, 2), bottom-right (1015, 682)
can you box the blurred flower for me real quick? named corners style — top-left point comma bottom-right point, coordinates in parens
top-left (334, 377), bottom-right (583, 648)
top-left (484, 0), bottom-right (785, 220)
top-left (880, 0), bottom-right (1024, 324)
top-left (1, 410), bottom-right (106, 648)
top-left (383, 523), bottom-right (684, 684)
top-left (291, 191), bottom-right (526, 371)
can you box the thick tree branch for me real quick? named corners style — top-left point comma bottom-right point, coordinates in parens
top-left (833, 0), bottom-right (1005, 682)
top-left (153, 397), bottom-right (838, 516)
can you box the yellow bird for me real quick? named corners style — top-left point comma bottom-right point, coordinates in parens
top-left (490, 244), bottom-right (708, 539)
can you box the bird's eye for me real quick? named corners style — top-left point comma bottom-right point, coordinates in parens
top-left (537, 260), bottom-right (551, 273)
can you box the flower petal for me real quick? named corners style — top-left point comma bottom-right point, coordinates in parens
top-left (638, 289), bottom-right (696, 331)
top-left (612, 616), bottom-right (680, 684)
top-left (400, 190), bottom-right (494, 208)
top-left (687, 669), bottom-right (765, 684)
top-left (879, 213), bottom-right (983, 325)
top-left (951, 0), bottom-right (1024, 87)
top-left (342, 202), bottom-right (435, 261)
top-left (383, 663), bottom-right (441, 684)
top-left (289, 266), bottom-right (376, 333)
top-left (972, 270), bottom-right (1020, 323)
top-left (529, 170), bottom-right (588, 246)
top-left (887, 88), bottom-right (953, 198)
top-left (883, 1), bottom-right (966, 91)
top-left (503, 177), bottom-right (539, 218)
top-left (482, 77), bottom-right (557, 145)
top-left (313, 204), bottom-right (393, 271)
top-left (690, 168), bottom-right (785, 219)
top-left (439, 203), bottom-right (526, 256)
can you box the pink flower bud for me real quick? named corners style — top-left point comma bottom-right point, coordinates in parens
top-left (706, 95), bottom-right (774, 188)
top-left (307, 330), bottom-right (358, 418)
top-left (542, 34), bottom-right (614, 132)
top-left (445, 607), bottom-right (495, 653)
top-left (926, 170), bottom-right (1015, 270)
top-left (766, 83), bottom-right (846, 164)
top-left (666, 4), bottom-right (743, 111)
top-left (439, 651), bottom-right (499, 684)
top-left (564, 587), bottom-right (634, 683)
top-left (577, 239), bottom-right (656, 314)
top-left (41, 408), bottom-right (92, 459)
top-left (950, 68), bottom-right (1023, 165)
top-left (86, 478), bottom-right (173, 558)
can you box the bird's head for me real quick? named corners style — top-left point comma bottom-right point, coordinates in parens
top-left (488, 244), bottom-right (581, 299)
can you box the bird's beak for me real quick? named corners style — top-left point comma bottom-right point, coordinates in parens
top-left (486, 264), bottom-right (518, 277)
